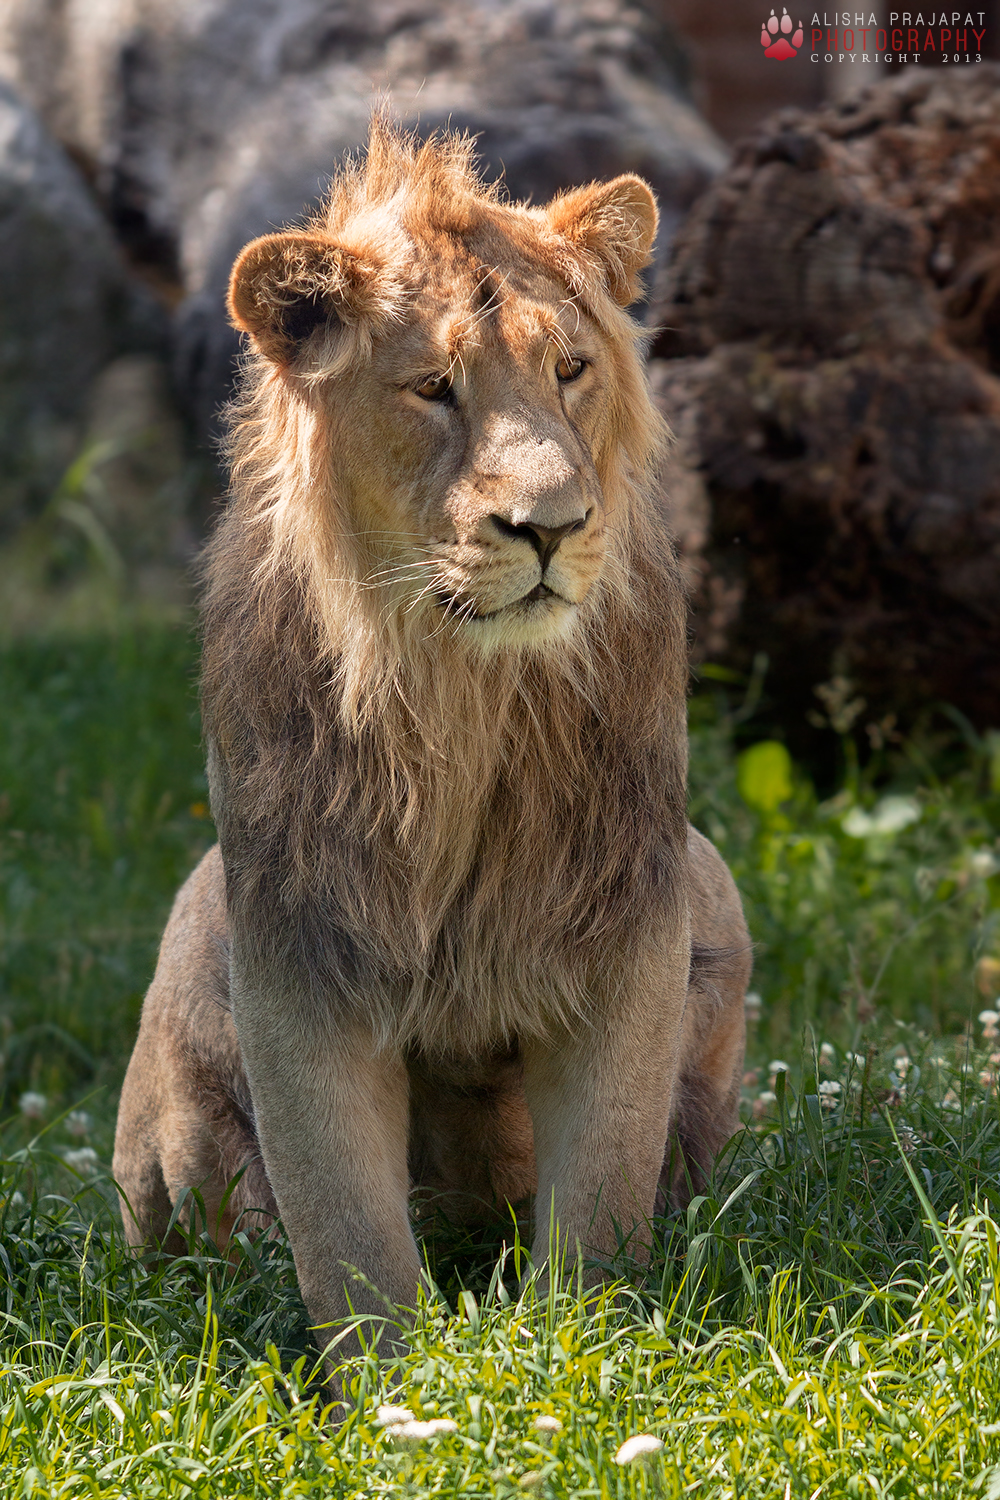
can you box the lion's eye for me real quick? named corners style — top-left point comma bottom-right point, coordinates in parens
top-left (555, 356), bottom-right (586, 383)
top-left (414, 373), bottom-right (453, 401)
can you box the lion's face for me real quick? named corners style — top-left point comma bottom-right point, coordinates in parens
top-left (228, 142), bottom-right (658, 652)
top-left (337, 252), bottom-right (612, 650)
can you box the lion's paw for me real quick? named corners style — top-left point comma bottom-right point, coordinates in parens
top-left (760, 8), bottom-right (804, 58)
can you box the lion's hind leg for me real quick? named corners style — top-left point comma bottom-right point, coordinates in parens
top-left (660, 828), bottom-right (752, 1208)
top-left (114, 846), bottom-right (277, 1254)
top-left (115, 992), bottom-right (277, 1255)
top-left (114, 1026), bottom-right (183, 1253)
top-left (159, 1056), bottom-right (276, 1249)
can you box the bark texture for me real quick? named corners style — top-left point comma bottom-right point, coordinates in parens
top-left (650, 68), bottom-right (1000, 731)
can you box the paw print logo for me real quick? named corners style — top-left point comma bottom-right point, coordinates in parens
top-left (760, 8), bottom-right (804, 58)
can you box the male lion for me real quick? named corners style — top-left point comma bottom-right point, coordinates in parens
top-left (114, 122), bottom-right (750, 1357)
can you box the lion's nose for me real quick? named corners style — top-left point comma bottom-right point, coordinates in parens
top-left (490, 512), bottom-right (589, 571)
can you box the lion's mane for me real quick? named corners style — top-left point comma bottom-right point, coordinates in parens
top-left (201, 123), bottom-right (689, 1058)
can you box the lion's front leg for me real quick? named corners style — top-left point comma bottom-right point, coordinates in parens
top-left (522, 934), bottom-right (689, 1276)
top-left (231, 970), bottom-right (420, 1355)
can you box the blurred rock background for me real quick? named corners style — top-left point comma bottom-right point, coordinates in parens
top-left (0, 83), bottom-right (162, 530)
top-left (650, 68), bottom-right (1000, 746)
top-left (0, 0), bottom-right (996, 747)
top-left (0, 0), bottom-right (723, 445)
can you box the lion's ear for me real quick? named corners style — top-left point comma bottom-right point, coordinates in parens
top-left (544, 176), bottom-right (658, 306)
top-left (228, 232), bottom-right (382, 365)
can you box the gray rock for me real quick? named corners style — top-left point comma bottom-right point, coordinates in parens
top-left (0, 80), bottom-right (161, 533)
top-left (80, 354), bottom-right (196, 575)
top-left (0, 0), bottom-right (725, 435)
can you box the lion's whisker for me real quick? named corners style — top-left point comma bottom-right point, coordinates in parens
top-left (364, 559), bottom-right (439, 585)
top-left (404, 575), bottom-right (447, 617)
top-left (557, 296), bottom-right (583, 337)
top-left (550, 325), bottom-right (574, 361)
top-left (452, 268), bottom-right (510, 344)
top-left (338, 529), bottom-right (426, 541)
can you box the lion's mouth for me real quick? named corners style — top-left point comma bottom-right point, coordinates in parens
top-left (435, 582), bottom-right (565, 623)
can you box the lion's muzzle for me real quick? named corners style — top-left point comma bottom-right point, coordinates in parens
top-left (490, 511), bottom-right (589, 572)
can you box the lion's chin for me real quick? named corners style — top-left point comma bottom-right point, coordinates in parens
top-left (440, 587), bottom-right (581, 652)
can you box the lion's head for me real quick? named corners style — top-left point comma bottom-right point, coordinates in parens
top-left (225, 120), bottom-right (664, 662)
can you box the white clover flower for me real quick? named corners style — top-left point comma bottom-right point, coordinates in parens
top-left (980, 1011), bottom-right (1000, 1032)
top-left (846, 1052), bottom-right (867, 1068)
top-left (752, 1090), bottom-right (777, 1120)
top-left (19, 1092), bottom-right (47, 1120)
top-left (63, 1147), bottom-right (98, 1174)
top-left (897, 1124), bottom-right (919, 1155)
top-left (375, 1404), bottom-right (415, 1428)
top-left (818, 1042), bottom-right (836, 1070)
top-left (818, 1080), bottom-right (841, 1109)
top-left (388, 1418), bottom-right (458, 1446)
top-left (969, 850), bottom-right (998, 879)
top-left (893, 1054), bottom-right (912, 1078)
top-left (744, 991), bottom-right (762, 1019)
top-left (533, 1415), bottom-right (562, 1434)
top-left (615, 1434), bottom-right (664, 1465)
top-left (768, 1060), bottom-right (790, 1075)
top-left (842, 795), bottom-right (920, 839)
top-left (65, 1110), bottom-right (91, 1139)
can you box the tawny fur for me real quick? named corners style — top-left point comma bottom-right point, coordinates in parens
top-left (114, 120), bottom-right (750, 1366)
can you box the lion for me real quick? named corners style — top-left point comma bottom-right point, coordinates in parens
top-left (113, 120), bottom-right (751, 1362)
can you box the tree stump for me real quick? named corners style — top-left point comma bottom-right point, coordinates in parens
top-left (651, 68), bottom-right (1000, 735)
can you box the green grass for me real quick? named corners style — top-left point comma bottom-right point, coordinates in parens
top-left (2, 624), bottom-right (1000, 1496)
top-left (687, 688), bottom-right (1000, 1052)
top-left (4, 1152), bottom-right (1000, 1496)
top-left (0, 628), bottom-right (214, 1105)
